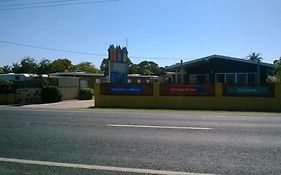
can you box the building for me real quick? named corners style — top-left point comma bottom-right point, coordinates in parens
top-left (127, 74), bottom-right (159, 83)
top-left (165, 55), bottom-right (274, 84)
top-left (50, 72), bottom-right (104, 88)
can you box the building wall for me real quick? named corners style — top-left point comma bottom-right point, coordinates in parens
top-left (95, 83), bottom-right (281, 111)
top-left (58, 78), bottom-right (80, 100)
top-left (180, 58), bottom-right (274, 84)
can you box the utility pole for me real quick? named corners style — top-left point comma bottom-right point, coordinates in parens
top-left (181, 60), bottom-right (184, 84)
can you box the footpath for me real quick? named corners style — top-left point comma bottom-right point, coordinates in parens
top-left (16, 100), bottom-right (94, 110)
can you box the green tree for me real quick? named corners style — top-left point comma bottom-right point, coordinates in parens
top-left (11, 63), bottom-right (21, 73)
top-left (100, 58), bottom-right (109, 75)
top-left (137, 61), bottom-right (162, 75)
top-left (0, 67), bottom-right (4, 74)
top-left (69, 62), bottom-right (99, 73)
top-left (36, 59), bottom-right (51, 75)
top-left (247, 52), bottom-right (263, 83)
top-left (1, 65), bottom-right (12, 73)
top-left (274, 57), bottom-right (281, 83)
top-left (49, 58), bottom-right (72, 73)
top-left (247, 52), bottom-right (262, 62)
top-left (128, 63), bottom-right (138, 74)
top-left (20, 57), bottom-right (37, 73)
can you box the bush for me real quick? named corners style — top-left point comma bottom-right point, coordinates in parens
top-left (41, 86), bottom-right (62, 103)
top-left (0, 81), bottom-right (16, 94)
top-left (79, 88), bottom-right (94, 100)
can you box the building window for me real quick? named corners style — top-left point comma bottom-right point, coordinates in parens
top-left (237, 74), bottom-right (247, 84)
top-left (215, 73), bottom-right (257, 84)
top-left (248, 73), bottom-right (256, 84)
top-left (216, 74), bottom-right (225, 83)
top-left (189, 74), bottom-right (210, 84)
top-left (226, 74), bottom-right (235, 84)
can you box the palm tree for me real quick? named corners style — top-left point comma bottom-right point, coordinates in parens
top-left (247, 52), bottom-right (263, 84)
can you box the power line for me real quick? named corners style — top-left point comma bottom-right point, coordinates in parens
top-left (2, 0), bottom-right (23, 1)
top-left (0, 40), bottom-right (107, 56)
top-left (0, 0), bottom-right (80, 7)
top-left (0, 0), bottom-right (119, 11)
top-left (0, 40), bottom-right (181, 60)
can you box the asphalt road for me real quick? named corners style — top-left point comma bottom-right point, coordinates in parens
top-left (0, 108), bottom-right (281, 175)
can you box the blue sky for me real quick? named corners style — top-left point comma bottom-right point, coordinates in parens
top-left (0, 0), bottom-right (281, 68)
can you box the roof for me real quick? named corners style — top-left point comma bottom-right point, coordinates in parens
top-left (128, 74), bottom-right (158, 79)
top-left (165, 54), bottom-right (274, 71)
top-left (50, 72), bottom-right (104, 77)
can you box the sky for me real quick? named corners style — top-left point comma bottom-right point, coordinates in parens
top-left (0, 0), bottom-right (281, 68)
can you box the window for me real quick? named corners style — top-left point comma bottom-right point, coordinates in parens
top-left (216, 74), bottom-right (225, 83)
top-left (237, 74), bottom-right (247, 84)
top-left (226, 74), bottom-right (235, 84)
top-left (216, 73), bottom-right (257, 84)
top-left (189, 74), bottom-right (210, 84)
top-left (189, 74), bottom-right (197, 84)
top-left (248, 74), bottom-right (256, 84)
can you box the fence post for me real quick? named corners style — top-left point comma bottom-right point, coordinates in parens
top-left (215, 83), bottom-right (223, 97)
top-left (94, 83), bottom-right (101, 106)
top-left (153, 82), bottom-right (160, 98)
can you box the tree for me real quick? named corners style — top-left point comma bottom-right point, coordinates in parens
top-left (128, 63), bottom-right (138, 74)
top-left (69, 62), bottom-right (99, 73)
top-left (100, 58), bottom-right (109, 75)
top-left (0, 67), bottom-right (4, 74)
top-left (247, 52), bottom-right (263, 84)
top-left (273, 57), bottom-right (281, 83)
top-left (20, 57), bottom-right (37, 73)
top-left (247, 52), bottom-right (262, 62)
top-left (137, 61), bottom-right (162, 75)
top-left (36, 59), bottom-right (51, 75)
top-left (11, 63), bottom-right (21, 73)
top-left (49, 58), bottom-right (72, 73)
top-left (1, 65), bottom-right (12, 73)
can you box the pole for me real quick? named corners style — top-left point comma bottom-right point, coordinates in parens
top-left (257, 59), bottom-right (260, 84)
top-left (181, 60), bottom-right (184, 84)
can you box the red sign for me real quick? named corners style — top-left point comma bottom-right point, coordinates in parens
top-left (160, 84), bottom-right (215, 96)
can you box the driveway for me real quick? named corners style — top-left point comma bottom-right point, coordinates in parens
top-left (14, 100), bottom-right (95, 110)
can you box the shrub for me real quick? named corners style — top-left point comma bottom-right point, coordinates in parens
top-left (79, 88), bottom-right (94, 100)
top-left (41, 86), bottom-right (62, 103)
top-left (0, 81), bottom-right (16, 94)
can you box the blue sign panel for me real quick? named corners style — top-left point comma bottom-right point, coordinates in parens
top-left (110, 72), bottom-right (128, 83)
top-left (108, 85), bottom-right (143, 94)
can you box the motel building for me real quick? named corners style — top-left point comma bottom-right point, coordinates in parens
top-left (165, 54), bottom-right (274, 85)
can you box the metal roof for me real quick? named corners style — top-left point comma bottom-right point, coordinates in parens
top-left (165, 54), bottom-right (274, 70)
top-left (50, 72), bottom-right (104, 77)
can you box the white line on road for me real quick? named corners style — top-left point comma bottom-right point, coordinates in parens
top-left (106, 124), bottom-right (213, 130)
top-left (0, 157), bottom-right (217, 175)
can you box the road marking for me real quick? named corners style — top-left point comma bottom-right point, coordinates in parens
top-left (0, 157), bottom-right (217, 175)
top-left (106, 124), bottom-right (213, 130)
